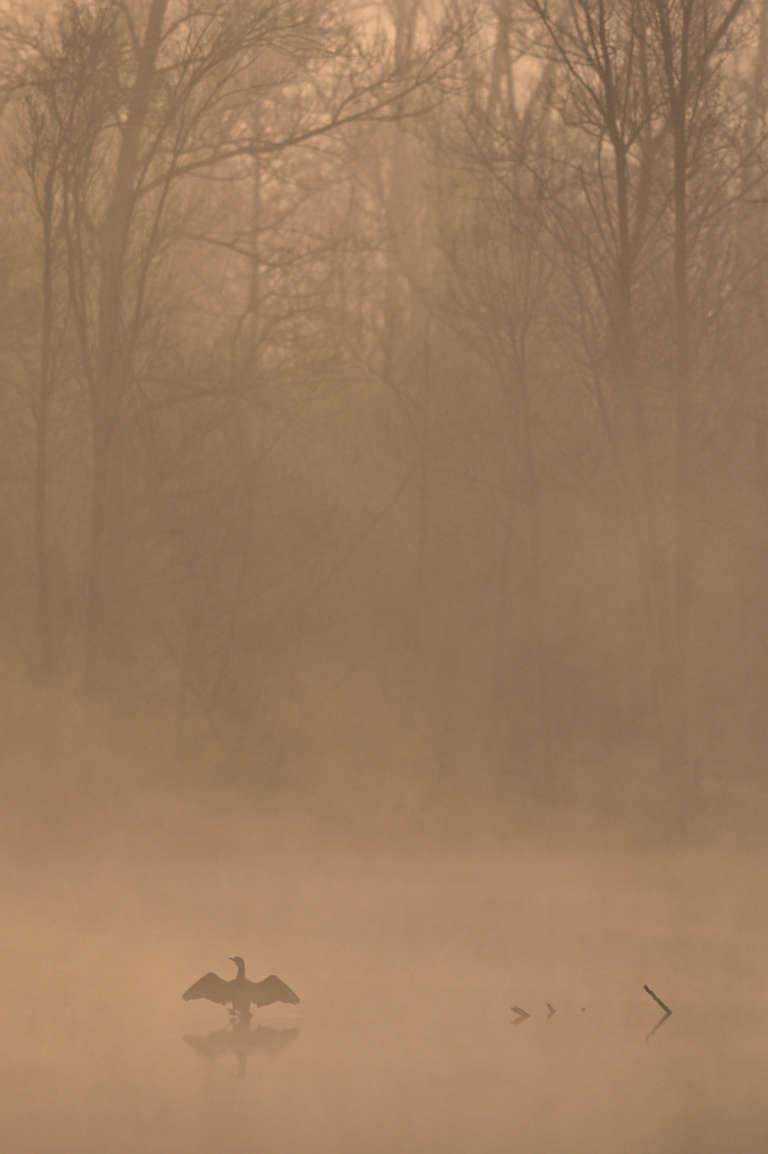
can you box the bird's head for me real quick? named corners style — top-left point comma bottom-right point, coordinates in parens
top-left (229, 955), bottom-right (245, 972)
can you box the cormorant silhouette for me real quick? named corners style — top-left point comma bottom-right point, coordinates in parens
top-left (182, 956), bottom-right (300, 1019)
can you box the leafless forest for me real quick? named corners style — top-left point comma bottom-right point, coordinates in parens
top-left (2, 0), bottom-right (766, 842)
top-left (2, 2), bottom-right (768, 1151)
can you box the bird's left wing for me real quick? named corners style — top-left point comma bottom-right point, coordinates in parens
top-left (247, 974), bottom-right (301, 1007)
top-left (182, 972), bottom-right (231, 1005)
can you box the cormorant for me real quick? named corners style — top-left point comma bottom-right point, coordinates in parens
top-left (182, 956), bottom-right (300, 1019)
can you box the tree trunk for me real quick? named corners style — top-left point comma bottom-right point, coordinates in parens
top-left (517, 355), bottom-right (547, 755)
top-left (35, 162), bottom-right (57, 677)
top-left (653, 0), bottom-right (696, 783)
top-left (85, 0), bottom-right (169, 690)
top-left (671, 29), bottom-right (692, 779)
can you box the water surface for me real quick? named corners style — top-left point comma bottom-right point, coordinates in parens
top-left (4, 825), bottom-right (766, 1153)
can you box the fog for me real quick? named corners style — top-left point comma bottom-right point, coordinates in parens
top-left (5, 788), bottom-right (768, 1154)
top-left (5, 741), bottom-right (768, 1153)
top-left (2, 0), bottom-right (768, 1149)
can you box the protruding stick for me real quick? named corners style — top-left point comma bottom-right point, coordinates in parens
top-left (643, 984), bottom-right (672, 1016)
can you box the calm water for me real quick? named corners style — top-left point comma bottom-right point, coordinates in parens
top-left (4, 830), bottom-right (767, 1153)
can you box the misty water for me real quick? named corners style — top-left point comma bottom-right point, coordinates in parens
top-left (5, 800), bottom-right (767, 1154)
top-left (4, 0), bottom-right (768, 1148)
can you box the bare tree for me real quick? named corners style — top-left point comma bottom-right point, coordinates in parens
top-left (6, 0), bottom-right (464, 695)
top-left (515, 0), bottom-right (759, 786)
top-left (433, 11), bottom-right (559, 771)
top-left (642, 0), bottom-right (748, 775)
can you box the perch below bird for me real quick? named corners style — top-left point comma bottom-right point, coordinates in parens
top-left (182, 956), bottom-right (300, 1017)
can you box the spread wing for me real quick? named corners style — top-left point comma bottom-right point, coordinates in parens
top-left (182, 971), bottom-right (232, 1006)
top-left (247, 974), bottom-right (300, 1007)
top-left (252, 1026), bottom-right (301, 1055)
top-left (184, 1029), bottom-right (232, 1059)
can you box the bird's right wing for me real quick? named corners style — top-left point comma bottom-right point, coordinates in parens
top-left (184, 1030), bottom-right (231, 1059)
top-left (182, 972), bottom-right (231, 1005)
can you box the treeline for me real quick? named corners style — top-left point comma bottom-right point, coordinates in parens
top-left (0, 0), bottom-right (766, 814)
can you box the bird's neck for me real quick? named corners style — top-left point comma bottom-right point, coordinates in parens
top-left (234, 958), bottom-right (246, 979)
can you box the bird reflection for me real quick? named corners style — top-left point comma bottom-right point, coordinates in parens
top-left (184, 1017), bottom-right (300, 1078)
